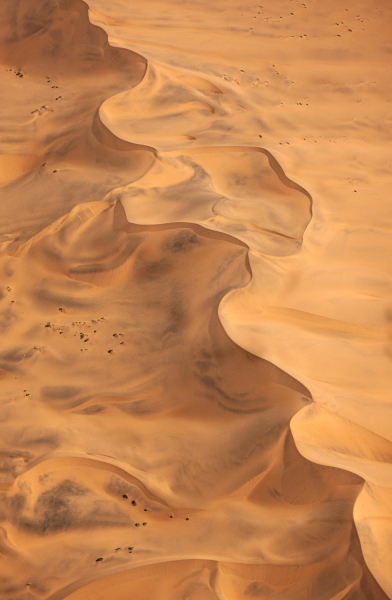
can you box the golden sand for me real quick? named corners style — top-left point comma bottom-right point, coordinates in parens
top-left (0, 0), bottom-right (390, 598)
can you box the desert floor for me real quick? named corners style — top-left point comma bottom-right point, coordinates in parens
top-left (0, 0), bottom-right (391, 598)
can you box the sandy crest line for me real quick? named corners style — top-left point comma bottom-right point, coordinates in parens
top-left (16, 452), bottom-right (170, 507)
top-left (46, 558), bottom-right (220, 600)
top-left (82, 2), bottom-right (391, 597)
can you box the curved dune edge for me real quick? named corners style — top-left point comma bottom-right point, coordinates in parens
top-left (12, 453), bottom-right (171, 507)
top-left (0, 154), bottom-right (41, 187)
top-left (0, 0), bottom-right (390, 598)
top-left (44, 552), bottom-right (383, 600)
top-left (93, 14), bottom-right (392, 599)
top-left (4, 197), bottom-right (380, 599)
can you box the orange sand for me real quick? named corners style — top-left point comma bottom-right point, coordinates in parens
top-left (0, 0), bottom-right (391, 598)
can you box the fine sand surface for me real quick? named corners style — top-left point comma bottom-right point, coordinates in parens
top-left (0, 0), bottom-right (391, 599)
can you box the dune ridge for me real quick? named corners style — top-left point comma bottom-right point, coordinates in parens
top-left (0, 0), bottom-right (390, 598)
top-left (89, 0), bottom-right (392, 596)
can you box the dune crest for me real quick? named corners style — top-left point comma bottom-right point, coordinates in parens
top-left (92, 0), bottom-right (392, 597)
top-left (0, 0), bottom-right (390, 598)
top-left (0, 154), bottom-right (39, 187)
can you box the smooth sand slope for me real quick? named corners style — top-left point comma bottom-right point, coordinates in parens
top-left (0, 0), bottom-right (391, 599)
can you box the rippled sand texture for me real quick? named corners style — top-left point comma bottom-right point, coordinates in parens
top-left (0, 0), bottom-right (391, 599)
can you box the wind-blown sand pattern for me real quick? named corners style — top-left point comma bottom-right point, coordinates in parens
top-left (0, 0), bottom-right (391, 598)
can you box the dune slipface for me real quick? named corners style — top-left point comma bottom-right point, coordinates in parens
top-left (0, 0), bottom-right (391, 599)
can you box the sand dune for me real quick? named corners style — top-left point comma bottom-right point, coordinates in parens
top-left (0, 155), bottom-right (39, 187)
top-left (0, 0), bottom-right (391, 598)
